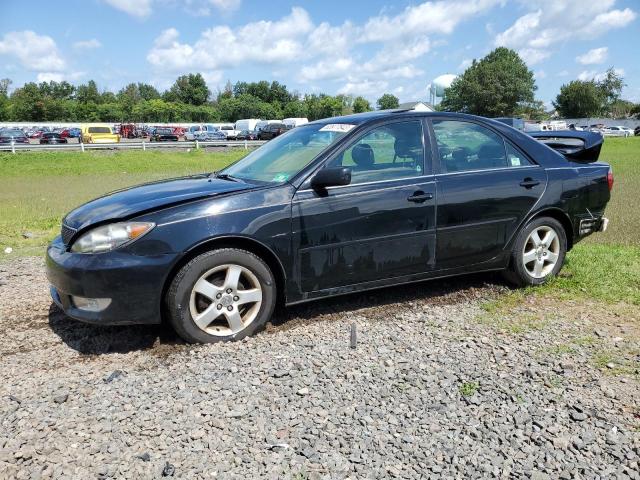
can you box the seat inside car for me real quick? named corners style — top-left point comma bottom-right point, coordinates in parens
top-left (351, 143), bottom-right (375, 170)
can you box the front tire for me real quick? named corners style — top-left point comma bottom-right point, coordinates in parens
top-left (166, 248), bottom-right (276, 343)
top-left (503, 217), bottom-right (567, 286)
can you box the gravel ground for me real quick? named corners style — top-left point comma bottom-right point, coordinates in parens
top-left (1, 257), bottom-right (638, 479)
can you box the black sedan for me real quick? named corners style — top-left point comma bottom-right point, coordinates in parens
top-left (40, 132), bottom-right (68, 144)
top-left (236, 129), bottom-right (258, 141)
top-left (0, 129), bottom-right (29, 144)
top-left (150, 127), bottom-right (179, 142)
top-left (257, 123), bottom-right (288, 140)
top-left (47, 111), bottom-right (612, 343)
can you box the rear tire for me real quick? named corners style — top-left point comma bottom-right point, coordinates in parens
top-left (166, 248), bottom-right (276, 343)
top-left (503, 216), bottom-right (567, 287)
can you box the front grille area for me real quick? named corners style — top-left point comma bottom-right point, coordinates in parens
top-left (61, 224), bottom-right (77, 245)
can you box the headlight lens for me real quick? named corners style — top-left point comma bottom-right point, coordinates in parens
top-left (71, 222), bottom-right (155, 253)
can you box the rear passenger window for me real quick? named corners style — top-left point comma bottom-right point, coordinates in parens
top-left (433, 120), bottom-right (510, 173)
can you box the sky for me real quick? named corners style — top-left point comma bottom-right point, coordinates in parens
top-left (1, 0), bottom-right (638, 107)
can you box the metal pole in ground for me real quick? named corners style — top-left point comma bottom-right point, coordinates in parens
top-left (142, 141), bottom-right (146, 151)
top-left (80, 141), bottom-right (85, 152)
top-left (244, 139), bottom-right (247, 150)
top-left (11, 141), bottom-right (15, 154)
top-left (195, 140), bottom-right (199, 149)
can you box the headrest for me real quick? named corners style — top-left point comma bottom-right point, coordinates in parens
top-left (351, 143), bottom-right (374, 167)
top-left (394, 137), bottom-right (421, 157)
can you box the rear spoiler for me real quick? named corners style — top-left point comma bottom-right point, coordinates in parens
top-left (529, 130), bottom-right (603, 162)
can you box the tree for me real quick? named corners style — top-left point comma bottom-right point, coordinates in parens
top-left (9, 83), bottom-right (45, 121)
top-left (283, 99), bottom-right (306, 118)
top-left (553, 80), bottom-right (604, 118)
top-left (76, 80), bottom-right (101, 104)
top-left (514, 100), bottom-right (549, 121)
top-left (440, 47), bottom-right (536, 117)
top-left (165, 73), bottom-right (210, 106)
top-left (597, 68), bottom-right (625, 108)
top-left (0, 78), bottom-right (11, 121)
top-left (353, 96), bottom-right (372, 113)
top-left (0, 78), bottom-right (11, 96)
top-left (376, 93), bottom-right (399, 110)
top-left (138, 83), bottom-right (160, 101)
top-left (608, 99), bottom-right (635, 119)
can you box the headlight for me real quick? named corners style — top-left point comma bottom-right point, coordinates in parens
top-left (71, 222), bottom-right (155, 253)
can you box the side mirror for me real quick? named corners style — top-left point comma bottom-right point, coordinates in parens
top-left (311, 167), bottom-right (351, 189)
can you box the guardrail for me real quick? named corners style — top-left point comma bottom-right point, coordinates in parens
top-left (0, 140), bottom-right (267, 153)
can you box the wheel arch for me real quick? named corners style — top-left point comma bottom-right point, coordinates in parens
top-left (526, 207), bottom-right (574, 250)
top-left (161, 235), bottom-right (288, 314)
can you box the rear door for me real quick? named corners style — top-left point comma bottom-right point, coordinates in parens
top-left (292, 119), bottom-right (437, 292)
top-left (431, 119), bottom-right (547, 269)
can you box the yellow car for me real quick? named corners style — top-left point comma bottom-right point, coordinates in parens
top-left (81, 125), bottom-right (120, 144)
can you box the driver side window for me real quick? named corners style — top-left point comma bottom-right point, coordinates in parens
top-left (327, 121), bottom-right (425, 184)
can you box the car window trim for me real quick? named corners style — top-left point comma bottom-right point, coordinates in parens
top-left (297, 117), bottom-right (431, 190)
top-left (297, 173), bottom-right (436, 193)
top-left (435, 164), bottom-right (541, 177)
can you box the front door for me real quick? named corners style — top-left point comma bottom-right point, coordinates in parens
top-left (292, 119), bottom-right (437, 293)
top-left (431, 119), bottom-right (547, 269)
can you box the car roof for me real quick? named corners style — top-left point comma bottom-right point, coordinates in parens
top-left (308, 110), bottom-right (499, 126)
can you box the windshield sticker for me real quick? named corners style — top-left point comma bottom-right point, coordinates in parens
top-left (272, 173), bottom-right (290, 182)
top-left (319, 124), bottom-right (356, 133)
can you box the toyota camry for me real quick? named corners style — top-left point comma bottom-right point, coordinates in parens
top-left (47, 110), bottom-right (612, 343)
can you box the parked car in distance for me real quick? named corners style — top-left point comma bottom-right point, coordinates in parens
top-left (254, 120), bottom-right (282, 133)
top-left (219, 124), bottom-right (238, 140)
top-left (236, 129), bottom-right (257, 140)
top-left (150, 127), bottom-right (179, 142)
top-left (0, 129), bottom-right (29, 144)
top-left (81, 125), bottom-right (120, 144)
top-left (60, 128), bottom-right (81, 139)
top-left (40, 132), bottom-right (68, 144)
top-left (282, 117), bottom-right (309, 129)
top-left (47, 111), bottom-right (612, 344)
top-left (235, 119), bottom-right (261, 132)
top-left (184, 125), bottom-right (203, 141)
top-left (194, 125), bottom-right (226, 141)
top-left (603, 126), bottom-right (631, 137)
top-left (257, 122), bottom-right (288, 140)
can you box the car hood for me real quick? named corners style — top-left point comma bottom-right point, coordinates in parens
top-left (63, 174), bottom-right (255, 230)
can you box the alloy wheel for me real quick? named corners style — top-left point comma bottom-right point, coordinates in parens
top-left (522, 226), bottom-right (560, 279)
top-left (189, 264), bottom-right (263, 336)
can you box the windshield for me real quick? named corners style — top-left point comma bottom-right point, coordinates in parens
top-left (222, 124), bottom-right (349, 183)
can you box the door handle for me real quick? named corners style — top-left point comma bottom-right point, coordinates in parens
top-left (519, 178), bottom-right (540, 189)
top-left (407, 191), bottom-right (433, 203)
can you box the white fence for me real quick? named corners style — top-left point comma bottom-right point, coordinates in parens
top-left (0, 140), bottom-right (266, 153)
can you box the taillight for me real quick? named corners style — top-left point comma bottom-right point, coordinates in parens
top-left (607, 168), bottom-right (614, 191)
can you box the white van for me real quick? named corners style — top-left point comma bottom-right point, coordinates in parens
top-left (282, 117), bottom-right (309, 128)
top-left (218, 123), bottom-right (239, 140)
top-left (235, 119), bottom-right (261, 132)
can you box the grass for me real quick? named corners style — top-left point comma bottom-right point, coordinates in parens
top-left (0, 149), bottom-right (246, 256)
top-left (479, 137), bottom-right (640, 320)
top-left (459, 381), bottom-right (479, 397)
top-left (589, 136), bottom-right (640, 246)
